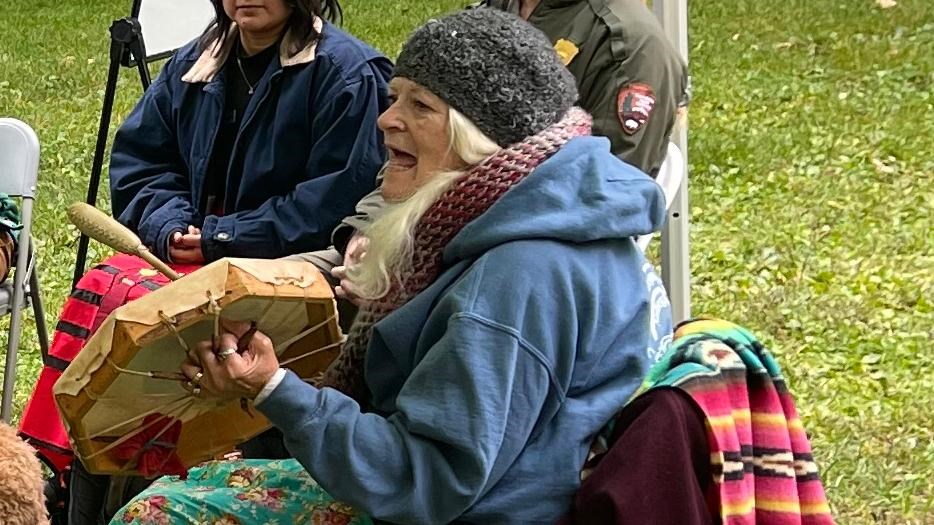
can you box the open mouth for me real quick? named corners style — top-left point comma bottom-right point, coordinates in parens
top-left (387, 146), bottom-right (417, 169)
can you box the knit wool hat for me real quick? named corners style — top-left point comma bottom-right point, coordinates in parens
top-left (394, 8), bottom-right (579, 147)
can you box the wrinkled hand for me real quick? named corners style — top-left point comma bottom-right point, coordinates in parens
top-left (180, 319), bottom-right (279, 401)
top-left (170, 226), bottom-right (205, 264)
top-left (344, 233), bottom-right (368, 267)
top-left (332, 233), bottom-right (368, 306)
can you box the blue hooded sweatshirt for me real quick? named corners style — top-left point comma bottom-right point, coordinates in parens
top-left (259, 136), bottom-right (673, 524)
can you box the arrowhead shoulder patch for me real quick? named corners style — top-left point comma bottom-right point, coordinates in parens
top-left (617, 83), bottom-right (656, 135)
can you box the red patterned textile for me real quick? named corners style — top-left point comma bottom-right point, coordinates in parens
top-left (18, 254), bottom-right (201, 473)
top-left (113, 414), bottom-right (187, 479)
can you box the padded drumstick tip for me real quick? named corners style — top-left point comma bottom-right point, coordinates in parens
top-left (67, 202), bottom-right (180, 281)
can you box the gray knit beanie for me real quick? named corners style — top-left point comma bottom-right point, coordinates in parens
top-left (394, 8), bottom-right (579, 147)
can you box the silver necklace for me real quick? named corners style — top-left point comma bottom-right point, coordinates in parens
top-left (235, 55), bottom-right (256, 95)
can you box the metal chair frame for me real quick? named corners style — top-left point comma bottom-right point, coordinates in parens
top-left (0, 117), bottom-right (50, 422)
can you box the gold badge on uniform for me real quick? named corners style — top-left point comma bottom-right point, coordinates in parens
top-left (553, 39), bottom-right (579, 66)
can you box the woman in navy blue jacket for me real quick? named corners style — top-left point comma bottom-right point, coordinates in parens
top-left (55, 2), bottom-right (391, 523)
top-left (109, 0), bottom-right (391, 264)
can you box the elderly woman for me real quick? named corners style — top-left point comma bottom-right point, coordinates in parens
top-left (114, 9), bottom-right (670, 524)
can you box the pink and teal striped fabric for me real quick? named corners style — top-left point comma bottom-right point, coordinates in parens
top-left (638, 318), bottom-right (834, 525)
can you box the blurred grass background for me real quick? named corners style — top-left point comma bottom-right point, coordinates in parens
top-left (0, 0), bottom-right (931, 522)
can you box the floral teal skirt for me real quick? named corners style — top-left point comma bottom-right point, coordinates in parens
top-left (111, 458), bottom-right (372, 525)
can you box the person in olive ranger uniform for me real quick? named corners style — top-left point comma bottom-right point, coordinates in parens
top-left (480, 0), bottom-right (690, 176)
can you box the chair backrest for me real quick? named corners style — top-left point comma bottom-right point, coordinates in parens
top-left (655, 141), bottom-right (684, 211)
top-left (637, 142), bottom-right (684, 251)
top-left (0, 118), bottom-right (40, 199)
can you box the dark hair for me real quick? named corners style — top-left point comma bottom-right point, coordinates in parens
top-left (200, 0), bottom-right (343, 57)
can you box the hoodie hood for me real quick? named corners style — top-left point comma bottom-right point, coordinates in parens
top-left (444, 136), bottom-right (667, 264)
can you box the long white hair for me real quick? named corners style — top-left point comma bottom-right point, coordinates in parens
top-left (346, 108), bottom-right (500, 300)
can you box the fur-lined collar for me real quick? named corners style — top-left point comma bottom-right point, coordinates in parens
top-left (181, 17), bottom-right (324, 84)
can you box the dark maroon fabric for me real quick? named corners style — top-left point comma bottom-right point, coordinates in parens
top-left (559, 388), bottom-right (716, 525)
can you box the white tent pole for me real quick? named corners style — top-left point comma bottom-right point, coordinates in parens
top-left (653, 0), bottom-right (691, 323)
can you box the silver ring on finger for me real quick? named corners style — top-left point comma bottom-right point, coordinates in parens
top-left (192, 386), bottom-right (202, 396)
top-left (191, 371), bottom-right (204, 386)
top-left (215, 347), bottom-right (238, 362)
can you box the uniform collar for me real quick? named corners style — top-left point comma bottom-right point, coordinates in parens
top-left (182, 17), bottom-right (324, 84)
top-left (498, 0), bottom-right (584, 16)
top-left (539, 0), bottom-right (589, 8)
top-left (499, 0), bottom-right (520, 14)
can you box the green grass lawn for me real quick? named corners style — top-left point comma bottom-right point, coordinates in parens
top-left (1, 0), bottom-right (932, 522)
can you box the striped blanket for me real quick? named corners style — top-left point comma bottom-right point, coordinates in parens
top-left (637, 318), bottom-right (834, 524)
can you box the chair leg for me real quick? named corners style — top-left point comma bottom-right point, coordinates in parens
top-left (2, 276), bottom-right (26, 422)
top-left (30, 267), bottom-right (50, 361)
top-left (2, 205), bottom-right (33, 422)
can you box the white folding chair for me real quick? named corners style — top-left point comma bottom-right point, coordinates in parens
top-left (0, 118), bottom-right (50, 422)
top-left (637, 142), bottom-right (684, 251)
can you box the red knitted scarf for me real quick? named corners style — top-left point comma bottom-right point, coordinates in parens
top-left (322, 108), bottom-right (592, 402)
